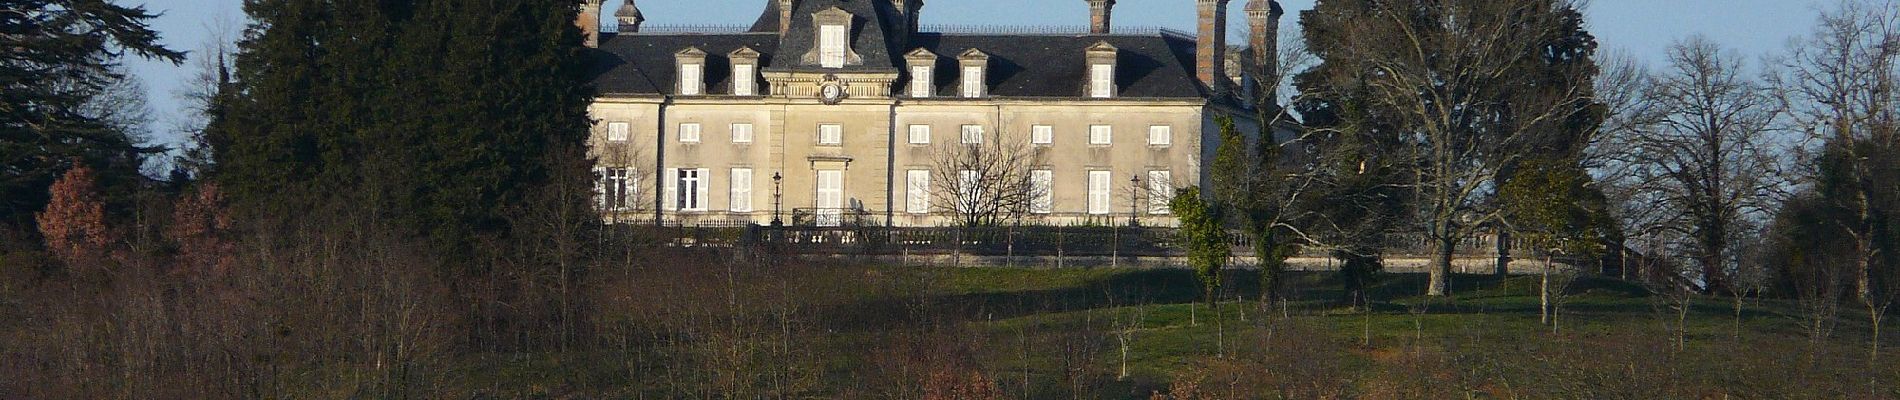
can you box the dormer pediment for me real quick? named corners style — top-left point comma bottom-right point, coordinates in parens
top-left (905, 47), bottom-right (937, 61)
top-left (675, 47), bottom-right (708, 58)
top-left (958, 48), bottom-right (989, 61)
top-left (1086, 41), bottom-right (1118, 53)
top-left (729, 46), bottom-right (762, 60)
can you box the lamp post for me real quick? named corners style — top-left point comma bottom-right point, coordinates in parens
top-left (1129, 174), bottom-right (1142, 227)
top-left (771, 172), bottom-right (784, 227)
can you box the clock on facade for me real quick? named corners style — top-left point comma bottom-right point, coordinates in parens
top-left (819, 74), bottom-right (848, 105)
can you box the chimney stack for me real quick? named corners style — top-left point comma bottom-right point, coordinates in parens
top-left (1246, 0), bottom-right (1283, 101)
top-left (616, 0), bottom-right (645, 33)
top-left (1087, 0), bottom-right (1115, 35)
top-left (578, 0), bottom-right (603, 48)
top-left (779, 0), bottom-right (796, 35)
top-left (1196, 0), bottom-right (1230, 90)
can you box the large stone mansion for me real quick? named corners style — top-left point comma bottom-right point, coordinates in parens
top-left (580, 0), bottom-right (1295, 227)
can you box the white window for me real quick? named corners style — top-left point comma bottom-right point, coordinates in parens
top-left (910, 65), bottom-right (933, 98)
top-left (820, 25), bottom-right (847, 68)
top-left (1148, 125), bottom-right (1171, 146)
top-left (907, 170), bottom-right (930, 213)
top-left (679, 123), bottom-right (702, 143)
top-left (1030, 170), bottom-right (1053, 214)
top-left (960, 125), bottom-right (984, 144)
top-left (1031, 125), bottom-right (1053, 145)
top-left (680, 63), bottom-right (703, 95)
top-left (594, 167), bottom-right (637, 211)
top-left (957, 170), bottom-right (981, 213)
top-left (607, 122), bottom-right (630, 142)
top-left (961, 66), bottom-right (983, 98)
top-left (1148, 170), bottom-right (1172, 214)
top-left (730, 168), bottom-right (753, 212)
top-left (1090, 125), bottom-right (1113, 145)
top-left (733, 64), bottom-right (756, 96)
top-left (666, 168), bottom-right (708, 211)
top-left (731, 123), bottom-right (754, 144)
top-left (818, 124), bottom-right (843, 145)
top-left (1090, 64), bottom-right (1114, 98)
top-left (1088, 171), bottom-right (1111, 215)
top-left (909, 124), bottom-right (931, 145)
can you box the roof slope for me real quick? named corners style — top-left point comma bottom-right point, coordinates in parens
top-left (589, 34), bottom-right (780, 96)
top-left (589, 31), bottom-right (1209, 99)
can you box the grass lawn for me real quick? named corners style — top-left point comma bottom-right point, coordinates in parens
top-left (440, 264), bottom-right (1898, 399)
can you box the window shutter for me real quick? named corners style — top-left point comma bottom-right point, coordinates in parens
top-left (962, 66), bottom-right (983, 98)
top-left (680, 64), bottom-right (702, 95)
top-left (592, 167), bottom-right (607, 210)
top-left (911, 66), bottom-right (932, 98)
top-left (663, 168), bottom-right (678, 211)
top-left (1149, 171), bottom-right (1172, 214)
top-left (1032, 125), bottom-right (1053, 145)
top-left (695, 168), bottom-right (711, 211)
top-left (1091, 64), bottom-right (1114, 98)
top-left (734, 64), bottom-right (756, 96)
top-left (907, 170), bottom-right (930, 214)
top-left (1088, 171), bottom-right (1111, 215)
top-left (821, 25), bottom-right (847, 68)
top-left (1031, 170), bottom-right (1053, 214)
top-left (731, 168), bottom-right (752, 212)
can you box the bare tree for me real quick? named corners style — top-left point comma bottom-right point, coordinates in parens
top-left (1627, 37), bottom-right (1788, 294)
top-left (1298, 0), bottom-right (1599, 296)
top-left (1767, 2), bottom-right (1900, 367)
top-left (927, 135), bottom-right (1047, 228)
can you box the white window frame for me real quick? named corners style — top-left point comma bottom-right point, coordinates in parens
top-left (1031, 125), bottom-right (1053, 146)
top-left (1148, 170), bottom-right (1172, 214)
top-left (606, 122), bottom-right (631, 142)
top-left (679, 63), bottom-right (703, 95)
top-left (733, 64), bottom-right (757, 96)
top-left (679, 123), bottom-right (702, 143)
top-left (1090, 63), bottom-right (1114, 98)
top-left (731, 123), bottom-right (754, 144)
top-left (961, 66), bottom-right (983, 98)
top-left (1087, 171), bottom-right (1111, 215)
top-left (818, 123), bottom-right (843, 145)
top-left (908, 124), bottom-right (931, 145)
top-left (1030, 170), bottom-right (1053, 214)
top-left (910, 65), bottom-right (933, 98)
top-left (671, 168), bottom-right (707, 212)
top-left (1089, 125), bottom-right (1113, 146)
top-left (960, 125), bottom-right (984, 144)
top-left (730, 168), bottom-right (753, 212)
top-left (594, 167), bottom-right (637, 212)
top-left (906, 170), bottom-right (931, 214)
top-left (820, 25), bottom-right (847, 68)
top-left (1148, 125), bottom-right (1172, 146)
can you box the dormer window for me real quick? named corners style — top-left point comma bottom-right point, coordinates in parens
top-left (730, 47), bottom-right (761, 96)
top-left (958, 49), bottom-right (989, 98)
top-left (676, 47), bottom-right (707, 96)
top-left (806, 7), bottom-right (861, 69)
top-left (820, 25), bottom-right (847, 68)
top-left (905, 48), bottom-right (938, 98)
top-left (1086, 41), bottom-right (1118, 98)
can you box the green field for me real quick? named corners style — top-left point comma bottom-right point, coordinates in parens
top-left (431, 262), bottom-right (1899, 399)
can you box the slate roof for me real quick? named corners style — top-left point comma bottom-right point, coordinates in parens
top-left (587, 1), bottom-right (1216, 100)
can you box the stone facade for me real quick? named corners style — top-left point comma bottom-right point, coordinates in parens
top-left (582, 0), bottom-right (1291, 227)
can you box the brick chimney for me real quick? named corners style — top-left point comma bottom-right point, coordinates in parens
top-left (1087, 0), bottom-right (1115, 35)
top-left (1196, 0), bottom-right (1229, 91)
top-left (578, 0), bottom-right (603, 48)
top-left (1246, 0), bottom-right (1283, 101)
top-left (779, 0), bottom-right (796, 35)
top-left (616, 0), bottom-right (645, 33)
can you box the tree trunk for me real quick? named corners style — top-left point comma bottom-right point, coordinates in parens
top-left (1541, 257), bottom-right (1551, 326)
top-left (1496, 228), bottom-right (1513, 278)
top-left (1428, 236), bottom-right (1455, 296)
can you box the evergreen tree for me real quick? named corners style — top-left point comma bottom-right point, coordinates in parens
top-left (216, 0), bottom-right (595, 260)
top-left (1, 0), bottom-right (182, 234)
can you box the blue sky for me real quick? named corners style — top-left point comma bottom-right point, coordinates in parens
top-left (122, 0), bottom-right (1836, 149)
